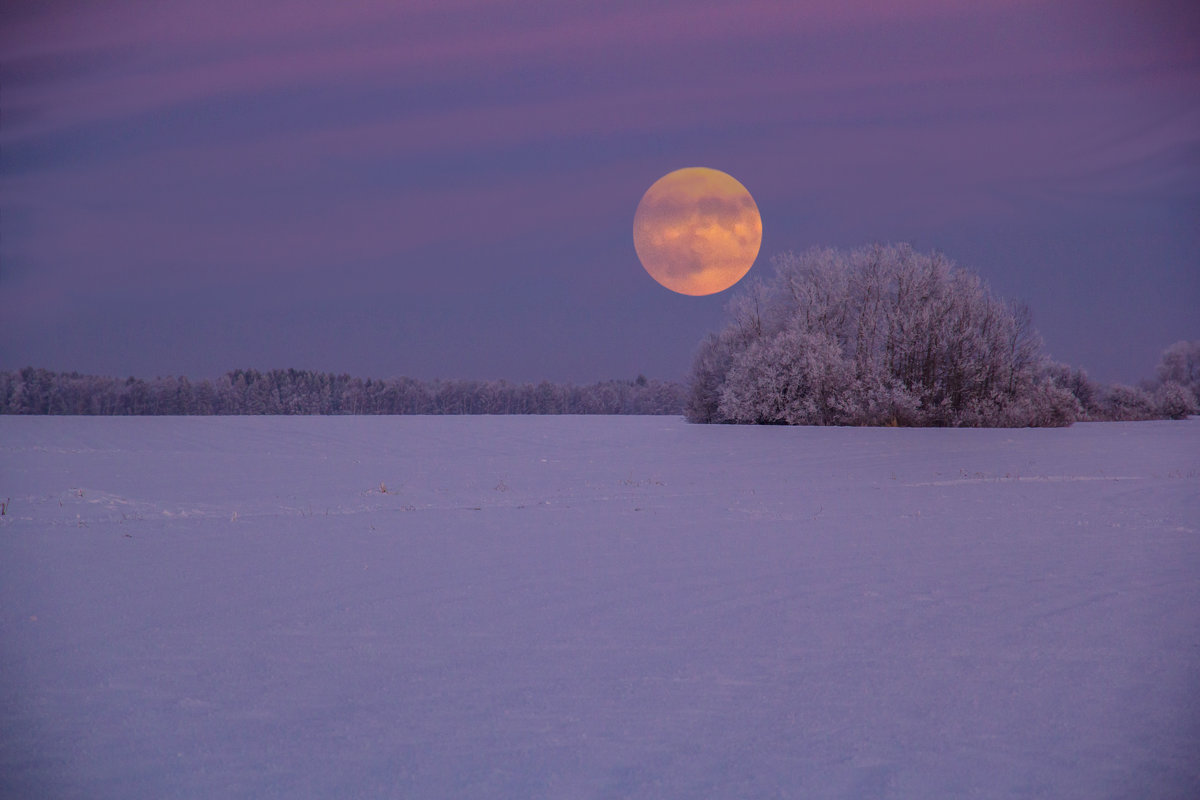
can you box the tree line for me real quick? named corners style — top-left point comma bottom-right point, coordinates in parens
top-left (0, 368), bottom-right (686, 416)
top-left (4, 245), bottom-right (1195, 426)
top-left (687, 245), bottom-right (1198, 427)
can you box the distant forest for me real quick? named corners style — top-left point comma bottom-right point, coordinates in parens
top-left (0, 368), bottom-right (686, 416)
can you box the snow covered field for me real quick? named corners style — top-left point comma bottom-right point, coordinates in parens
top-left (2, 415), bottom-right (1198, 799)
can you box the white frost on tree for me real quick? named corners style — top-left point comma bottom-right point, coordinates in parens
top-left (688, 244), bottom-right (1077, 427)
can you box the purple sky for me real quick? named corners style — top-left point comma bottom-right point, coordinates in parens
top-left (2, 0), bottom-right (1197, 384)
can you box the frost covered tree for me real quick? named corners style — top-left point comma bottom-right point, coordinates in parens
top-left (687, 244), bottom-right (1072, 427)
top-left (1154, 340), bottom-right (1200, 397)
top-left (719, 329), bottom-right (850, 424)
top-left (1154, 381), bottom-right (1197, 420)
top-left (1147, 341), bottom-right (1200, 418)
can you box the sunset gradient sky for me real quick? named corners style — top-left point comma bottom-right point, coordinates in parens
top-left (2, 0), bottom-right (1197, 383)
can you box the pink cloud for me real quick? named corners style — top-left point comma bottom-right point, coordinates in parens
top-left (9, 0), bottom-right (1146, 141)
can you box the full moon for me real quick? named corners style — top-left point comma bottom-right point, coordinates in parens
top-left (633, 167), bottom-right (762, 296)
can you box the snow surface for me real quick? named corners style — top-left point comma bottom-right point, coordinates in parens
top-left (1, 415), bottom-right (1198, 799)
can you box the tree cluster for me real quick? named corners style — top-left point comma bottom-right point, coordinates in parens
top-left (0, 368), bottom-right (685, 417)
top-left (687, 245), bottom-right (1194, 427)
top-left (1034, 360), bottom-right (1196, 423)
top-left (1149, 340), bottom-right (1200, 419)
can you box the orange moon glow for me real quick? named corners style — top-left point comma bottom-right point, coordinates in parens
top-left (633, 167), bottom-right (762, 296)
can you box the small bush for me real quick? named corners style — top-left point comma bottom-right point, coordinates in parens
top-left (1100, 384), bottom-right (1158, 421)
